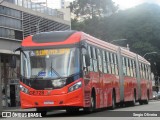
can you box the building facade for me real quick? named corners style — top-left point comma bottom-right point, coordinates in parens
top-left (0, 0), bottom-right (70, 109)
top-left (31, 0), bottom-right (65, 9)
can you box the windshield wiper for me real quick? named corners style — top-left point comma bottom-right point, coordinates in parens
top-left (50, 62), bottom-right (62, 79)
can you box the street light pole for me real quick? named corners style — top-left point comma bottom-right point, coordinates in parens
top-left (110, 39), bottom-right (129, 50)
top-left (36, 17), bottom-right (43, 33)
top-left (143, 52), bottom-right (157, 58)
top-left (110, 39), bottom-right (127, 43)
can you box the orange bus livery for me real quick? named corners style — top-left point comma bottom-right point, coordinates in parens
top-left (13, 31), bottom-right (152, 115)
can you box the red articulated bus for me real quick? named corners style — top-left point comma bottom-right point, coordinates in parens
top-left (15, 31), bottom-right (152, 115)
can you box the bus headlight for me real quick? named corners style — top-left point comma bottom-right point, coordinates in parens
top-left (20, 85), bottom-right (29, 94)
top-left (51, 79), bottom-right (66, 88)
top-left (68, 81), bottom-right (82, 92)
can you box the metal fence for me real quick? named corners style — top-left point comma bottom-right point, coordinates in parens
top-left (5, 0), bottom-right (64, 19)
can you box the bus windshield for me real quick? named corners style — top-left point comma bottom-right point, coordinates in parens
top-left (21, 48), bottom-right (80, 79)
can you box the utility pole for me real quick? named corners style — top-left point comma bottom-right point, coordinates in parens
top-left (143, 52), bottom-right (157, 58)
top-left (36, 17), bottom-right (43, 33)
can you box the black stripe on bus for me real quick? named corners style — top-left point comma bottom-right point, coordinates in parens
top-left (32, 31), bottom-right (76, 43)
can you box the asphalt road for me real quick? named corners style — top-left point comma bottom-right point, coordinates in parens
top-left (3, 100), bottom-right (160, 120)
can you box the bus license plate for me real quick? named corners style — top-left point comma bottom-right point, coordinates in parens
top-left (44, 101), bottom-right (54, 105)
top-left (29, 91), bottom-right (44, 96)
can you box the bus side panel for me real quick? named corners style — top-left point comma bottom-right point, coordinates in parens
top-left (124, 76), bottom-right (137, 102)
top-left (149, 80), bottom-right (153, 99)
top-left (83, 71), bottom-right (93, 107)
top-left (140, 79), bottom-right (148, 100)
top-left (103, 74), bottom-right (112, 107)
top-left (83, 71), bottom-right (100, 109)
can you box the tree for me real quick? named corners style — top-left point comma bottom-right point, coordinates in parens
top-left (69, 0), bottom-right (118, 20)
top-left (72, 3), bottom-right (160, 76)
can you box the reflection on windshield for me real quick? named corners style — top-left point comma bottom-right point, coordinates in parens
top-left (21, 48), bottom-right (80, 79)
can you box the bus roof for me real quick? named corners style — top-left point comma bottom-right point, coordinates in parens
top-left (21, 31), bottom-right (150, 65)
top-left (22, 31), bottom-right (82, 47)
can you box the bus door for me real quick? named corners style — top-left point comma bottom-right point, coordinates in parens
top-left (82, 46), bottom-right (91, 107)
top-left (96, 48), bottom-right (104, 108)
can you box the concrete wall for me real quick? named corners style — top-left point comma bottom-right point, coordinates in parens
top-left (0, 38), bottom-right (21, 54)
top-left (2, 1), bottom-right (71, 25)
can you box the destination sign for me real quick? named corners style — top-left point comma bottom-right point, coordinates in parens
top-left (32, 48), bottom-right (70, 56)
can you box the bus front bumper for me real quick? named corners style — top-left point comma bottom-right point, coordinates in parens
top-left (20, 88), bottom-right (84, 109)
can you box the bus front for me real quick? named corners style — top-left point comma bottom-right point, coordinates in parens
top-left (19, 31), bottom-right (84, 112)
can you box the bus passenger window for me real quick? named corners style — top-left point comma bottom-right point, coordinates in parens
top-left (92, 47), bottom-right (98, 72)
top-left (97, 49), bottom-right (102, 72)
top-left (110, 53), bottom-right (115, 74)
top-left (132, 60), bottom-right (136, 77)
top-left (142, 64), bottom-right (145, 79)
top-left (145, 65), bottom-right (149, 80)
top-left (122, 57), bottom-right (127, 76)
top-left (102, 50), bottom-right (107, 73)
top-left (88, 46), bottom-right (93, 71)
top-left (139, 63), bottom-right (143, 79)
top-left (126, 58), bottom-right (130, 76)
top-left (106, 51), bottom-right (111, 74)
top-left (129, 59), bottom-right (133, 77)
top-left (114, 54), bottom-right (118, 75)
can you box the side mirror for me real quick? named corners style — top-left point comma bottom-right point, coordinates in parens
top-left (10, 55), bottom-right (17, 68)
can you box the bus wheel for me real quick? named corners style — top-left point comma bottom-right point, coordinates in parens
top-left (36, 108), bottom-right (47, 117)
top-left (84, 92), bottom-right (96, 113)
top-left (139, 100), bottom-right (143, 105)
top-left (131, 91), bottom-right (136, 106)
top-left (144, 92), bottom-right (149, 104)
top-left (111, 91), bottom-right (116, 110)
top-left (66, 108), bottom-right (79, 113)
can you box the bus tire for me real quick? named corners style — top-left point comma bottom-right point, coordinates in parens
top-left (144, 91), bottom-right (149, 104)
top-left (131, 90), bottom-right (136, 106)
top-left (111, 91), bottom-right (116, 110)
top-left (84, 90), bottom-right (96, 113)
top-left (139, 100), bottom-right (143, 105)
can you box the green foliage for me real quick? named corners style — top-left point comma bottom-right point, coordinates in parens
top-left (71, 3), bottom-right (160, 75)
top-left (69, 0), bottom-right (118, 19)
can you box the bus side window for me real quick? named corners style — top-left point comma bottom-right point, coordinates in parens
top-left (148, 66), bottom-right (151, 80)
top-left (97, 48), bottom-right (103, 72)
top-left (106, 51), bottom-right (111, 74)
top-left (129, 59), bottom-right (133, 77)
top-left (145, 64), bottom-right (147, 79)
top-left (102, 50), bottom-right (107, 73)
top-left (132, 60), bottom-right (136, 77)
top-left (110, 53), bottom-right (115, 74)
top-left (145, 65), bottom-right (149, 80)
top-left (126, 58), bottom-right (130, 76)
top-left (122, 57), bottom-right (127, 76)
top-left (114, 53), bottom-right (118, 75)
top-left (142, 64), bottom-right (145, 79)
top-left (92, 47), bottom-right (98, 72)
top-left (88, 45), bottom-right (93, 71)
top-left (139, 63), bottom-right (143, 79)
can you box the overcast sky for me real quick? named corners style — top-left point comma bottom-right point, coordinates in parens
top-left (113, 0), bottom-right (160, 9)
top-left (65, 0), bottom-right (160, 10)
